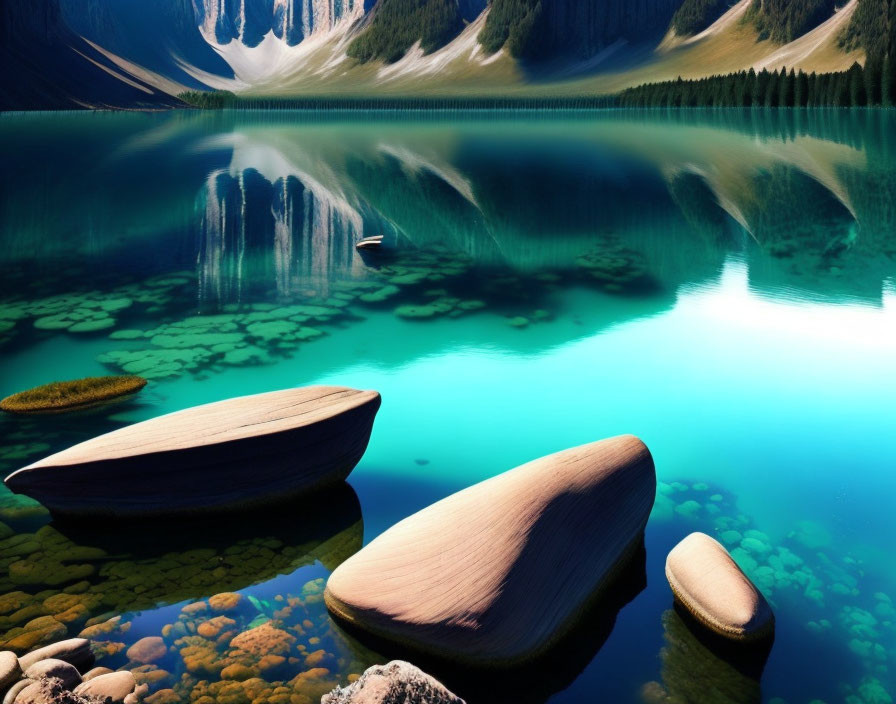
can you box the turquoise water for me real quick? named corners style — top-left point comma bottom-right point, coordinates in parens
top-left (0, 109), bottom-right (894, 704)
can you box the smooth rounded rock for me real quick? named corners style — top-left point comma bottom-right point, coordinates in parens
top-left (0, 652), bottom-right (22, 691)
top-left (74, 672), bottom-right (136, 703)
top-left (80, 669), bottom-right (113, 683)
top-left (322, 661), bottom-right (464, 704)
top-left (5, 386), bottom-right (381, 516)
top-left (125, 638), bottom-right (166, 665)
top-left (23, 661), bottom-right (80, 691)
top-left (665, 532), bottom-right (775, 641)
top-left (325, 435), bottom-right (656, 664)
top-left (18, 640), bottom-right (93, 673)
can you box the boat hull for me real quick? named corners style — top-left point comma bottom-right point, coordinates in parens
top-left (4, 387), bottom-right (381, 517)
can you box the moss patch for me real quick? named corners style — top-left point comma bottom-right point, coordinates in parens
top-left (0, 376), bottom-right (147, 415)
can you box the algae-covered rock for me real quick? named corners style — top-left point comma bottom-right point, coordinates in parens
top-left (0, 377), bottom-right (146, 415)
top-left (641, 609), bottom-right (768, 704)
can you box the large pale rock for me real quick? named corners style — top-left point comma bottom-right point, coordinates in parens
top-left (4, 386), bottom-right (381, 516)
top-left (23, 661), bottom-right (80, 691)
top-left (665, 532), bottom-right (774, 642)
top-left (321, 661), bottom-right (464, 704)
top-left (0, 651), bottom-right (22, 691)
top-left (325, 435), bottom-right (656, 664)
top-left (73, 672), bottom-right (136, 703)
top-left (18, 641), bottom-right (93, 675)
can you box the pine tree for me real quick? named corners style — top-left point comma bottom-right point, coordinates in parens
top-left (766, 70), bottom-right (780, 106)
top-left (780, 67), bottom-right (796, 106)
top-left (864, 54), bottom-right (883, 105)
top-left (883, 54), bottom-right (893, 106)
top-left (848, 62), bottom-right (866, 105)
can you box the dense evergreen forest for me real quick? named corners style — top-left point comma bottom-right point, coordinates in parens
top-left (347, 0), bottom-right (463, 63)
top-left (744, 0), bottom-right (838, 43)
top-left (477, 0), bottom-right (542, 57)
top-left (618, 62), bottom-right (895, 107)
top-left (670, 0), bottom-right (729, 36)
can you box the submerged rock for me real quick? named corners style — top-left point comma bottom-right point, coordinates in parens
top-left (125, 639), bottom-right (165, 666)
top-left (640, 609), bottom-right (769, 704)
top-left (321, 661), bottom-right (464, 704)
top-left (665, 533), bottom-right (774, 642)
top-left (325, 435), bottom-right (656, 664)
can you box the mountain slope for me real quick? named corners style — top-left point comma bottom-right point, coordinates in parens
top-left (0, 0), bottom-right (184, 109)
top-left (2, 0), bottom-right (885, 109)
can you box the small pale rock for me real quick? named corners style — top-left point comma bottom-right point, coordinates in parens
top-left (79, 670), bottom-right (113, 683)
top-left (122, 684), bottom-right (148, 704)
top-left (322, 662), bottom-right (464, 704)
top-left (12, 678), bottom-right (97, 704)
top-left (74, 672), bottom-right (136, 703)
top-left (0, 651), bottom-right (22, 691)
top-left (18, 641), bottom-right (93, 674)
top-left (4, 680), bottom-right (32, 704)
top-left (665, 532), bottom-right (774, 641)
top-left (23, 661), bottom-right (80, 690)
top-left (125, 639), bottom-right (166, 665)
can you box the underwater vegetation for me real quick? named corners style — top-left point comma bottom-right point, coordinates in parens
top-left (0, 236), bottom-right (661, 385)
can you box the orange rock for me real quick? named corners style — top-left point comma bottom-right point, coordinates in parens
top-left (181, 602), bottom-right (208, 616)
top-left (197, 616), bottom-right (237, 639)
top-left (229, 623), bottom-right (295, 657)
top-left (303, 650), bottom-right (327, 668)
top-left (257, 655), bottom-right (285, 673)
top-left (208, 593), bottom-right (243, 614)
top-left (220, 664), bottom-right (259, 681)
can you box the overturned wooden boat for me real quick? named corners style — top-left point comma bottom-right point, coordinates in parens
top-left (325, 435), bottom-right (656, 665)
top-left (4, 386), bottom-right (381, 517)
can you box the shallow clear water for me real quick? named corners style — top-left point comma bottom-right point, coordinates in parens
top-left (0, 109), bottom-right (894, 704)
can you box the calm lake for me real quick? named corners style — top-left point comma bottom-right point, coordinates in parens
top-left (0, 109), bottom-right (894, 704)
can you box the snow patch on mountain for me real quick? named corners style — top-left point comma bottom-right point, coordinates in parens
top-left (194, 0), bottom-right (365, 89)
